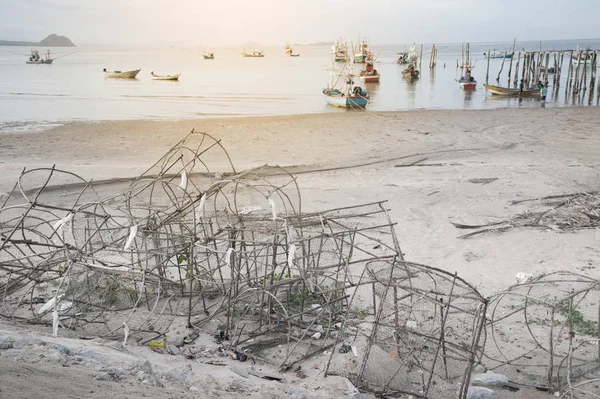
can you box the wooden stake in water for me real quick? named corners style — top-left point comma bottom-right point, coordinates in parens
top-left (507, 38), bottom-right (516, 85)
top-left (513, 51), bottom-right (521, 87)
top-left (485, 51), bottom-right (490, 85)
top-left (496, 52), bottom-right (506, 83)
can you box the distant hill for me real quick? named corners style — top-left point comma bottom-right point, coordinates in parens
top-left (0, 34), bottom-right (75, 47)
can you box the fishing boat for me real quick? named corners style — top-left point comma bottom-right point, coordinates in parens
top-left (484, 84), bottom-right (541, 97)
top-left (103, 68), bottom-right (141, 79)
top-left (572, 52), bottom-right (593, 65)
top-left (242, 49), bottom-right (264, 57)
top-left (150, 71), bottom-right (181, 81)
top-left (459, 64), bottom-right (477, 89)
top-left (397, 52), bottom-right (409, 64)
top-left (485, 49), bottom-right (514, 59)
top-left (203, 52), bottom-right (215, 59)
top-left (353, 37), bottom-right (369, 63)
top-left (397, 45), bottom-right (418, 65)
top-left (284, 42), bottom-right (300, 57)
top-left (284, 42), bottom-right (292, 55)
top-left (402, 62), bottom-right (420, 79)
top-left (331, 39), bottom-right (348, 63)
top-left (459, 43), bottom-right (477, 89)
top-left (323, 67), bottom-right (369, 108)
top-left (359, 52), bottom-right (380, 83)
top-left (26, 49), bottom-right (53, 64)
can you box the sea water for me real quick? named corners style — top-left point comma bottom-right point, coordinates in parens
top-left (0, 38), bottom-right (598, 132)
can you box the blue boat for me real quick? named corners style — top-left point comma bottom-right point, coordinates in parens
top-left (485, 51), bottom-right (514, 59)
top-left (322, 73), bottom-right (369, 108)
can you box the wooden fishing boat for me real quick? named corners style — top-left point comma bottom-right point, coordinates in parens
top-left (485, 50), bottom-right (514, 59)
top-left (323, 70), bottom-right (369, 108)
top-left (150, 72), bottom-right (181, 81)
top-left (459, 44), bottom-right (477, 89)
top-left (103, 68), bottom-right (141, 79)
top-left (402, 63), bottom-right (420, 79)
top-left (354, 38), bottom-right (369, 64)
top-left (26, 49), bottom-right (53, 64)
top-left (203, 52), bottom-right (215, 59)
top-left (483, 84), bottom-right (540, 97)
top-left (359, 52), bottom-right (380, 83)
top-left (331, 39), bottom-right (348, 63)
top-left (243, 49), bottom-right (264, 57)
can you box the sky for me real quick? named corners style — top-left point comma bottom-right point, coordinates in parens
top-left (1, 0), bottom-right (599, 47)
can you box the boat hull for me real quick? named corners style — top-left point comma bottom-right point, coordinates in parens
top-left (151, 73), bottom-right (181, 81)
top-left (26, 60), bottom-right (53, 64)
top-left (203, 56), bottom-right (214, 60)
top-left (459, 82), bottom-right (477, 89)
top-left (483, 84), bottom-right (540, 97)
top-left (360, 75), bottom-right (380, 83)
top-left (104, 69), bottom-right (141, 79)
top-left (572, 59), bottom-right (592, 65)
top-left (324, 94), bottom-right (368, 108)
top-left (243, 54), bottom-right (264, 58)
top-left (488, 53), bottom-right (514, 59)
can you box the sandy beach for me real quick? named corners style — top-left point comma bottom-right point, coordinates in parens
top-left (2, 107), bottom-right (599, 292)
top-left (1, 107), bottom-right (600, 398)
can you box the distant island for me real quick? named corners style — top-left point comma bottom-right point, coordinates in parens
top-left (0, 34), bottom-right (75, 47)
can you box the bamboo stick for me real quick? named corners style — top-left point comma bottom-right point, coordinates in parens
top-left (507, 38), bottom-right (516, 85)
top-left (496, 52), bottom-right (506, 83)
top-left (485, 51), bottom-right (490, 85)
top-left (544, 53), bottom-right (550, 84)
top-left (513, 51), bottom-right (521, 87)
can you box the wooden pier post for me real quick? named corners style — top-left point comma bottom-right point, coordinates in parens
top-left (580, 50), bottom-right (589, 94)
top-left (521, 52), bottom-right (528, 86)
top-left (419, 44), bottom-right (423, 71)
top-left (485, 52), bottom-right (490, 84)
top-left (513, 51), bottom-right (521, 87)
top-left (566, 50), bottom-right (574, 91)
top-left (573, 50), bottom-right (583, 92)
top-left (544, 53), bottom-right (550, 84)
top-left (496, 52), bottom-right (506, 83)
top-left (557, 52), bottom-right (564, 88)
top-left (507, 38), bottom-right (516, 86)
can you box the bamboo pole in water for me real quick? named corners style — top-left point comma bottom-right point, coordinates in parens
top-left (521, 52), bottom-right (528, 86)
top-left (496, 52), bottom-right (506, 83)
top-left (580, 50), bottom-right (589, 94)
top-left (571, 51), bottom-right (583, 94)
top-left (513, 51), bottom-right (521, 87)
top-left (419, 44), bottom-right (423, 71)
top-left (507, 39), bottom-right (516, 85)
top-left (485, 52), bottom-right (490, 84)
top-left (544, 53), bottom-right (550, 84)
top-left (566, 50), bottom-right (574, 91)
top-left (557, 52), bottom-right (564, 88)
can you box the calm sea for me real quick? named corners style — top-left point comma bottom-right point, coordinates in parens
top-left (0, 38), bottom-right (599, 133)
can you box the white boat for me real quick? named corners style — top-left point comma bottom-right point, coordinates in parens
top-left (103, 68), bottom-right (141, 79)
top-left (150, 71), bottom-right (181, 81)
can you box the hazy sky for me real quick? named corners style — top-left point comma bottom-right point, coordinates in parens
top-left (1, 0), bottom-right (598, 47)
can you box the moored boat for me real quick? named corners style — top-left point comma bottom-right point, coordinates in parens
top-left (323, 69), bottom-right (369, 108)
top-left (354, 38), bottom-right (369, 64)
top-left (402, 63), bottom-right (420, 79)
top-left (331, 39), bottom-right (348, 63)
top-left (26, 49), bottom-right (53, 64)
top-left (483, 84), bottom-right (541, 97)
top-left (243, 49), bottom-right (264, 57)
top-left (397, 45), bottom-right (418, 65)
top-left (485, 49), bottom-right (514, 59)
top-left (150, 71), bottom-right (181, 81)
top-left (459, 43), bottom-right (476, 89)
top-left (203, 52), bottom-right (215, 59)
top-left (359, 52), bottom-right (380, 83)
top-left (284, 42), bottom-right (300, 57)
top-left (103, 68), bottom-right (141, 79)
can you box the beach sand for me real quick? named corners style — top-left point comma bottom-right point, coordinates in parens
top-left (1, 107), bottom-right (599, 398)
